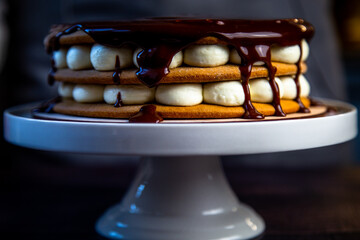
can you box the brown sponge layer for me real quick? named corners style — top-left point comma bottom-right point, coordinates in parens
top-left (53, 98), bottom-right (311, 119)
top-left (54, 62), bottom-right (307, 85)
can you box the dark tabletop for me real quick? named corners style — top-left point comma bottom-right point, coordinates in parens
top-left (2, 143), bottom-right (360, 240)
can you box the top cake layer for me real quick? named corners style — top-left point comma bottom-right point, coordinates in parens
top-left (45, 19), bottom-right (314, 47)
top-left (45, 18), bottom-right (314, 86)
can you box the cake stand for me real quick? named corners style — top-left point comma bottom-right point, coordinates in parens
top-left (3, 99), bottom-right (357, 240)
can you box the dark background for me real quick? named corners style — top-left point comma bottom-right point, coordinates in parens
top-left (1, 0), bottom-right (360, 239)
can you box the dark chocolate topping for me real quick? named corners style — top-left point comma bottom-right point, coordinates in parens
top-left (129, 105), bottom-right (163, 123)
top-left (46, 18), bottom-right (314, 119)
top-left (294, 42), bottom-right (310, 113)
top-left (32, 96), bottom-right (62, 114)
top-left (113, 55), bottom-right (122, 84)
top-left (48, 56), bottom-right (56, 86)
top-left (114, 91), bottom-right (123, 108)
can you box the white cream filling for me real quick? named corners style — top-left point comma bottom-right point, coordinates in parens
top-left (72, 84), bottom-right (104, 103)
top-left (271, 39), bottom-right (309, 64)
top-left (90, 44), bottom-right (133, 71)
top-left (203, 81), bottom-right (245, 106)
top-left (66, 45), bottom-right (92, 70)
top-left (229, 49), bottom-right (264, 66)
top-left (229, 39), bottom-right (309, 65)
top-left (60, 39), bottom-right (309, 71)
top-left (133, 48), bottom-right (183, 69)
top-left (53, 48), bottom-right (68, 69)
top-left (249, 77), bottom-right (284, 103)
top-left (58, 75), bottom-right (309, 106)
top-left (280, 74), bottom-right (310, 99)
top-left (58, 82), bottom-right (75, 98)
top-left (57, 38), bottom-right (311, 107)
top-left (184, 44), bottom-right (229, 67)
top-left (155, 83), bottom-right (203, 106)
top-left (104, 85), bottom-right (155, 105)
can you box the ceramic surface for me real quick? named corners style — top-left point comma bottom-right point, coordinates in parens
top-left (3, 99), bottom-right (357, 240)
top-left (3, 99), bottom-right (358, 156)
top-left (96, 156), bottom-right (265, 240)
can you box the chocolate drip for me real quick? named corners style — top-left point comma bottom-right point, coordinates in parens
top-left (46, 18), bottom-right (314, 119)
top-left (235, 44), bottom-right (284, 118)
top-left (113, 55), bottom-right (121, 84)
top-left (47, 24), bottom-right (82, 84)
top-left (48, 24), bottom-right (81, 53)
top-left (129, 105), bottom-right (163, 123)
top-left (48, 56), bottom-right (56, 86)
top-left (294, 42), bottom-right (310, 113)
top-left (114, 91), bottom-right (123, 107)
top-left (32, 96), bottom-right (62, 114)
top-left (266, 62), bottom-right (285, 116)
top-left (239, 64), bottom-right (264, 119)
top-left (136, 44), bottom-right (181, 87)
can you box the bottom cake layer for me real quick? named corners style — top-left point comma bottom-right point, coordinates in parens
top-left (52, 98), bottom-right (311, 119)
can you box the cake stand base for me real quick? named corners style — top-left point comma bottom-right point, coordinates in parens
top-left (4, 100), bottom-right (357, 239)
top-left (96, 156), bottom-right (264, 240)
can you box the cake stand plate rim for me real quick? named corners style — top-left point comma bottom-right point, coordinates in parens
top-left (3, 98), bottom-right (357, 156)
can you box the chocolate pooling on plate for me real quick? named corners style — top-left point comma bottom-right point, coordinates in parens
top-left (46, 18), bottom-right (314, 119)
top-left (129, 105), bottom-right (163, 123)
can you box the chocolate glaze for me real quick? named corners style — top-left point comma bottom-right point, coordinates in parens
top-left (47, 54), bottom-right (58, 86)
top-left (113, 55), bottom-right (121, 84)
top-left (48, 24), bottom-right (81, 53)
top-left (294, 42), bottom-right (310, 113)
top-left (114, 91), bottom-right (123, 107)
top-left (239, 64), bottom-right (264, 119)
top-left (32, 96), bottom-right (62, 114)
top-left (129, 105), bottom-right (163, 123)
top-left (46, 18), bottom-right (314, 119)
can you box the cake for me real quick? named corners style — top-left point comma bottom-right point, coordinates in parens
top-left (43, 18), bottom-right (315, 122)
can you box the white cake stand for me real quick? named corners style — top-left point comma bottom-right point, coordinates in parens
top-left (3, 99), bottom-right (357, 240)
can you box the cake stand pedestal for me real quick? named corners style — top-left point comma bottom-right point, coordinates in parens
top-left (3, 99), bottom-right (357, 240)
top-left (96, 156), bottom-right (263, 240)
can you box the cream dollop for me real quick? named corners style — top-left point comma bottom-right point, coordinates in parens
top-left (66, 45), bottom-right (92, 70)
top-left (271, 39), bottom-right (309, 64)
top-left (72, 84), bottom-right (104, 103)
top-left (203, 81), bottom-right (245, 106)
top-left (184, 44), bottom-right (229, 67)
top-left (280, 74), bottom-right (310, 99)
top-left (58, 82), bottom-right (75, 98)
top-left (53, 48), bottom-right (68, 69)
top-left (249, 77), bottom-right (284, 103)
top-left (104, 85), bottom-right (155, 105)
top-left (90, 44), bottom-right (133, 71)
top-left (155, 83), bottom-right (203, 106)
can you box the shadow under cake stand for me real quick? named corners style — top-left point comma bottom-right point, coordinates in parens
top-left (3, 99), bottom-right (357, 240)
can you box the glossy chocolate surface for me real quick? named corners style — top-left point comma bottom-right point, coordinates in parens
top-left (114, 91), bottom-right (123, 108)
top-left (32, 96), bottom-right (62, 114)
top-left (129, 105), bottom-right (163, 123)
